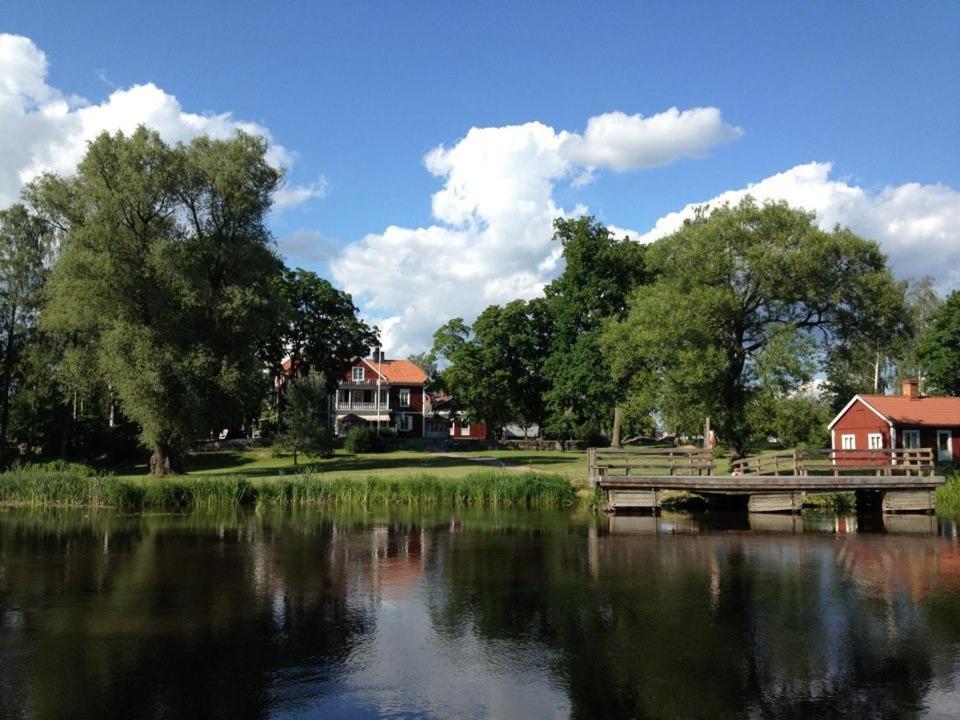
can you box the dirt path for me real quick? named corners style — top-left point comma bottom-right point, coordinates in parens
top-left (428, 452), bottom-right (552, 475)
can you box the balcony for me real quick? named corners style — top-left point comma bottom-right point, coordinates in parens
top-left (336, 400), bottom-right (391, 412)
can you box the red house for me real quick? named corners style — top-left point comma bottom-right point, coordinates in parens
top-left (334, 353), bottom-right (428, 437)
top-left (828, 379), bottom-right (960, 463)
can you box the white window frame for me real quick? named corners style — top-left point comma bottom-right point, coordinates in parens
top-left (841, 434), bottom-right (856, 450)
top-left (867, 433), bottom-right (883, 450)
top-left (399, 389), bottom-right (411, 407)
top-left (352, 366), bottom-right (365, 382)
top-left (937, 430), bottom-right (953, 462)
top-left (397, 414), bottom-right (413, 432)
top-left (460, 424), bottom-right (471, 437)
top-left (902, 429), bottom-right (921, 449)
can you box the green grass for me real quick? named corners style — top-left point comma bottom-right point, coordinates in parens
top-left (936, 471), bottom-right (960, 517)
top-left (0, 462), bottom-right (581, 511)
top-left (111, 447), bottom-right (589, 482)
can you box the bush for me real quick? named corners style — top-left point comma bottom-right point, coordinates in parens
top-left (343, 426), bottom-right (383, 453)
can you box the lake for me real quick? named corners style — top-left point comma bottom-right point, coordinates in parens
top-left (1, 507), bottom-right (959, 719)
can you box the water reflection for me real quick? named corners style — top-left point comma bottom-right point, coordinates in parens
top-left (0, 507), bottom-right (958, 719)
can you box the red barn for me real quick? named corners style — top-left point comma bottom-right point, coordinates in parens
top-left (828, 379), bottom-right (960, 463)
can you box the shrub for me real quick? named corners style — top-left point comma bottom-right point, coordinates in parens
top-left (343, 426), bottom-right (383, 453)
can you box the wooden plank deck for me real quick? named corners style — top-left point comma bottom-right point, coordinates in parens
top-left (589, 446), bottom-right (945, 514)
top-left (595, 474), bottom-right (945, 491)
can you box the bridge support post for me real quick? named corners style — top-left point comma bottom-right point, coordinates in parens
top-left (747, 492), bottom-right (804, 514)
top-left (881, 490), bottom-right (936, 514)
top-left (607, 489), bottom-right (661, 513)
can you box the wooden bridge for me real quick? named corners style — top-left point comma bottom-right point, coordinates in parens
top-left (587, 447), bottom-right (946, 514)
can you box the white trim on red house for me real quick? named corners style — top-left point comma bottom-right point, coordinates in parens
top-left (358, 358), bottom-right (385, 381)
top-left (827, 394), bottom-right (894, 430)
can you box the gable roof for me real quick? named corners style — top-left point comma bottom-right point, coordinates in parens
top-left (858, 394), bottom-right (960, 426)
top-left (829, 393), bottom-right (960, 429)
top-left (361, 358), bottom-right (427, 384)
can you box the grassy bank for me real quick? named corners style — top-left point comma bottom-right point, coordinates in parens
top-left (936, 472), bottom-right (960, 517)
top-left (0, 463), bottom-right (581, 511)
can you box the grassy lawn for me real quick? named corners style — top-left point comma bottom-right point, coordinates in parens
top-left (115, 447), bottom-right (589, 482)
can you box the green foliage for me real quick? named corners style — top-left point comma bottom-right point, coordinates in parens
top-left (603, 198), bottom-right (905, 454)
top-left (432, 299), bottom-right (549, 436)
top-left (542, 217), bottom-right (648, 437)
top-left (0, 467), bottom-right (578, 510)
top-left (936, 470), bottom-right (960, 517)
top-left (748, 392), bottom-right (832, 448)
top-left (918, 291), bottom-right (960, 395)
top-left (273, 268), bottom-right (377, 391)
top-left (343, 425), bottom-right (383, 453)
top-left (274, 373), bottom-right (333, 464)
top-left (0, 204), bottom-right (54, 465)
top-left (34, 127), bottom-right (284, 473)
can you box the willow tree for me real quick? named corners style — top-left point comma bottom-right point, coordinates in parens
top-left (603, 198), bottom-right (905, 455)
top-left (36, 127), bottom-right (284, 474)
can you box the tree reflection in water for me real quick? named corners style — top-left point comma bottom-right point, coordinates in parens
top-left (0, 508), bottom-right (958, 719)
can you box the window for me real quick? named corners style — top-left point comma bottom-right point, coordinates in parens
top-left (461, 424), bottom-right (471, 437)
top-left (399, 389), bottom-right (411, 407)
top-left (841, 434), bottom-right (856, 450)
top-left (937, 430), bottom-right (953, 462)
top-left (352, 366), bottom-right (365, 382)
top-left (397, 414), bottom-right (413, 432)
top-left (868, 433), bottom-right (883, 450)
top-left (902, 429), bottom-right (920, 449)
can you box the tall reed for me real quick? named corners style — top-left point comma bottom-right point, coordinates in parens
top-left (0, 466), bottom-right (579, 511)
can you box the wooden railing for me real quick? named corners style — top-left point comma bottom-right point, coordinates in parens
top-left (730, 448), bottom-right (936, 477)
top-left (588, 447), bottom-right (714, 486)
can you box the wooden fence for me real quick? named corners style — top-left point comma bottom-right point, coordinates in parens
top-left (588, 447), bottom-right (714, 486)
top-left (730, 448), bottom-right (935, 477)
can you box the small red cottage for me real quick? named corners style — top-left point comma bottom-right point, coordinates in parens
top-left (828, 379), bottom-right (960, 462)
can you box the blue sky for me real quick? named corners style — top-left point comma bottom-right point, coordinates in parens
top-left (4, 1), bottom-right (960, 352)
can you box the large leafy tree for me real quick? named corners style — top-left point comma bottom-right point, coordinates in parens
top-left (37, 127), bottom-right (284, 474)
top-left (541, 217), bottom-right (648, 441)
top-left (274, 268), bottom-right (377, 390)
top-left (432, 299), bottom-right (549, 438)
top-left (0, 204), bottom-right (53, 465)
top-left (603, 198), bottom-right (905, 455)
top-left (917, 291), bottom-right (960, 395)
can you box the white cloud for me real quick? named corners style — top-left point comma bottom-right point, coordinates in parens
top-left (273, 177), bottom-right (330, 212)
top-left (332, 110), bottom-right (741, 356)
top-left (562, 107), bottom-right (743, 173)
top-left (637, 162), bottom-right (960, 290)
top-left (0, 33), bottom-right (312, 209)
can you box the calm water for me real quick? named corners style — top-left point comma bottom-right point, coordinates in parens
top-left (1, 508), bottom-right (960, 719)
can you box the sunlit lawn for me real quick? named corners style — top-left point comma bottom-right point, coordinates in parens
top-left (116, 446), bottom-right (589, 482)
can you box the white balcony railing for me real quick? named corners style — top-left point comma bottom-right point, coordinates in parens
top-left (336, 401), bottom-right (390, 412)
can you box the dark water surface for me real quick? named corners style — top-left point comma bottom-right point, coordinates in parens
top-left (1, 507), bottom-right (960, 719)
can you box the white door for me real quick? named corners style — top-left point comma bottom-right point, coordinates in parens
top-left (937, 430), bottom-right (953, 462)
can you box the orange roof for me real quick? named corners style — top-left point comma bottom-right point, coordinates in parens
top-left (363, 358), bottom-right (427, 384)
top-left (859, 394), bottom-right (960, 426)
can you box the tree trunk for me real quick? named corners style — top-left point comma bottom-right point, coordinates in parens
top-left (611, 406), bottom-right (623, 448)
top-left (150, 444), bottom-right (182, 476)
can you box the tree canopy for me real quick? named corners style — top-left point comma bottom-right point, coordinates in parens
top-left (918, 291), bottom-right (960, 396)
top-left (36, 127), bottom-right (285, 473)
top-left (602, 198), bottom-right (906, 454)
top-left (540, 217), bottom-right (648, 439)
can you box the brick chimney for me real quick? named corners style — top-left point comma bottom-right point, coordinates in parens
top-left (902, 378), bottom-right (919, 399)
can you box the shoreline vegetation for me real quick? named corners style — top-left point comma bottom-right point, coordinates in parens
top-left (0, 449), bottom-right (956, 516)
top-left (0, 463), bottom-right (588, 511)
